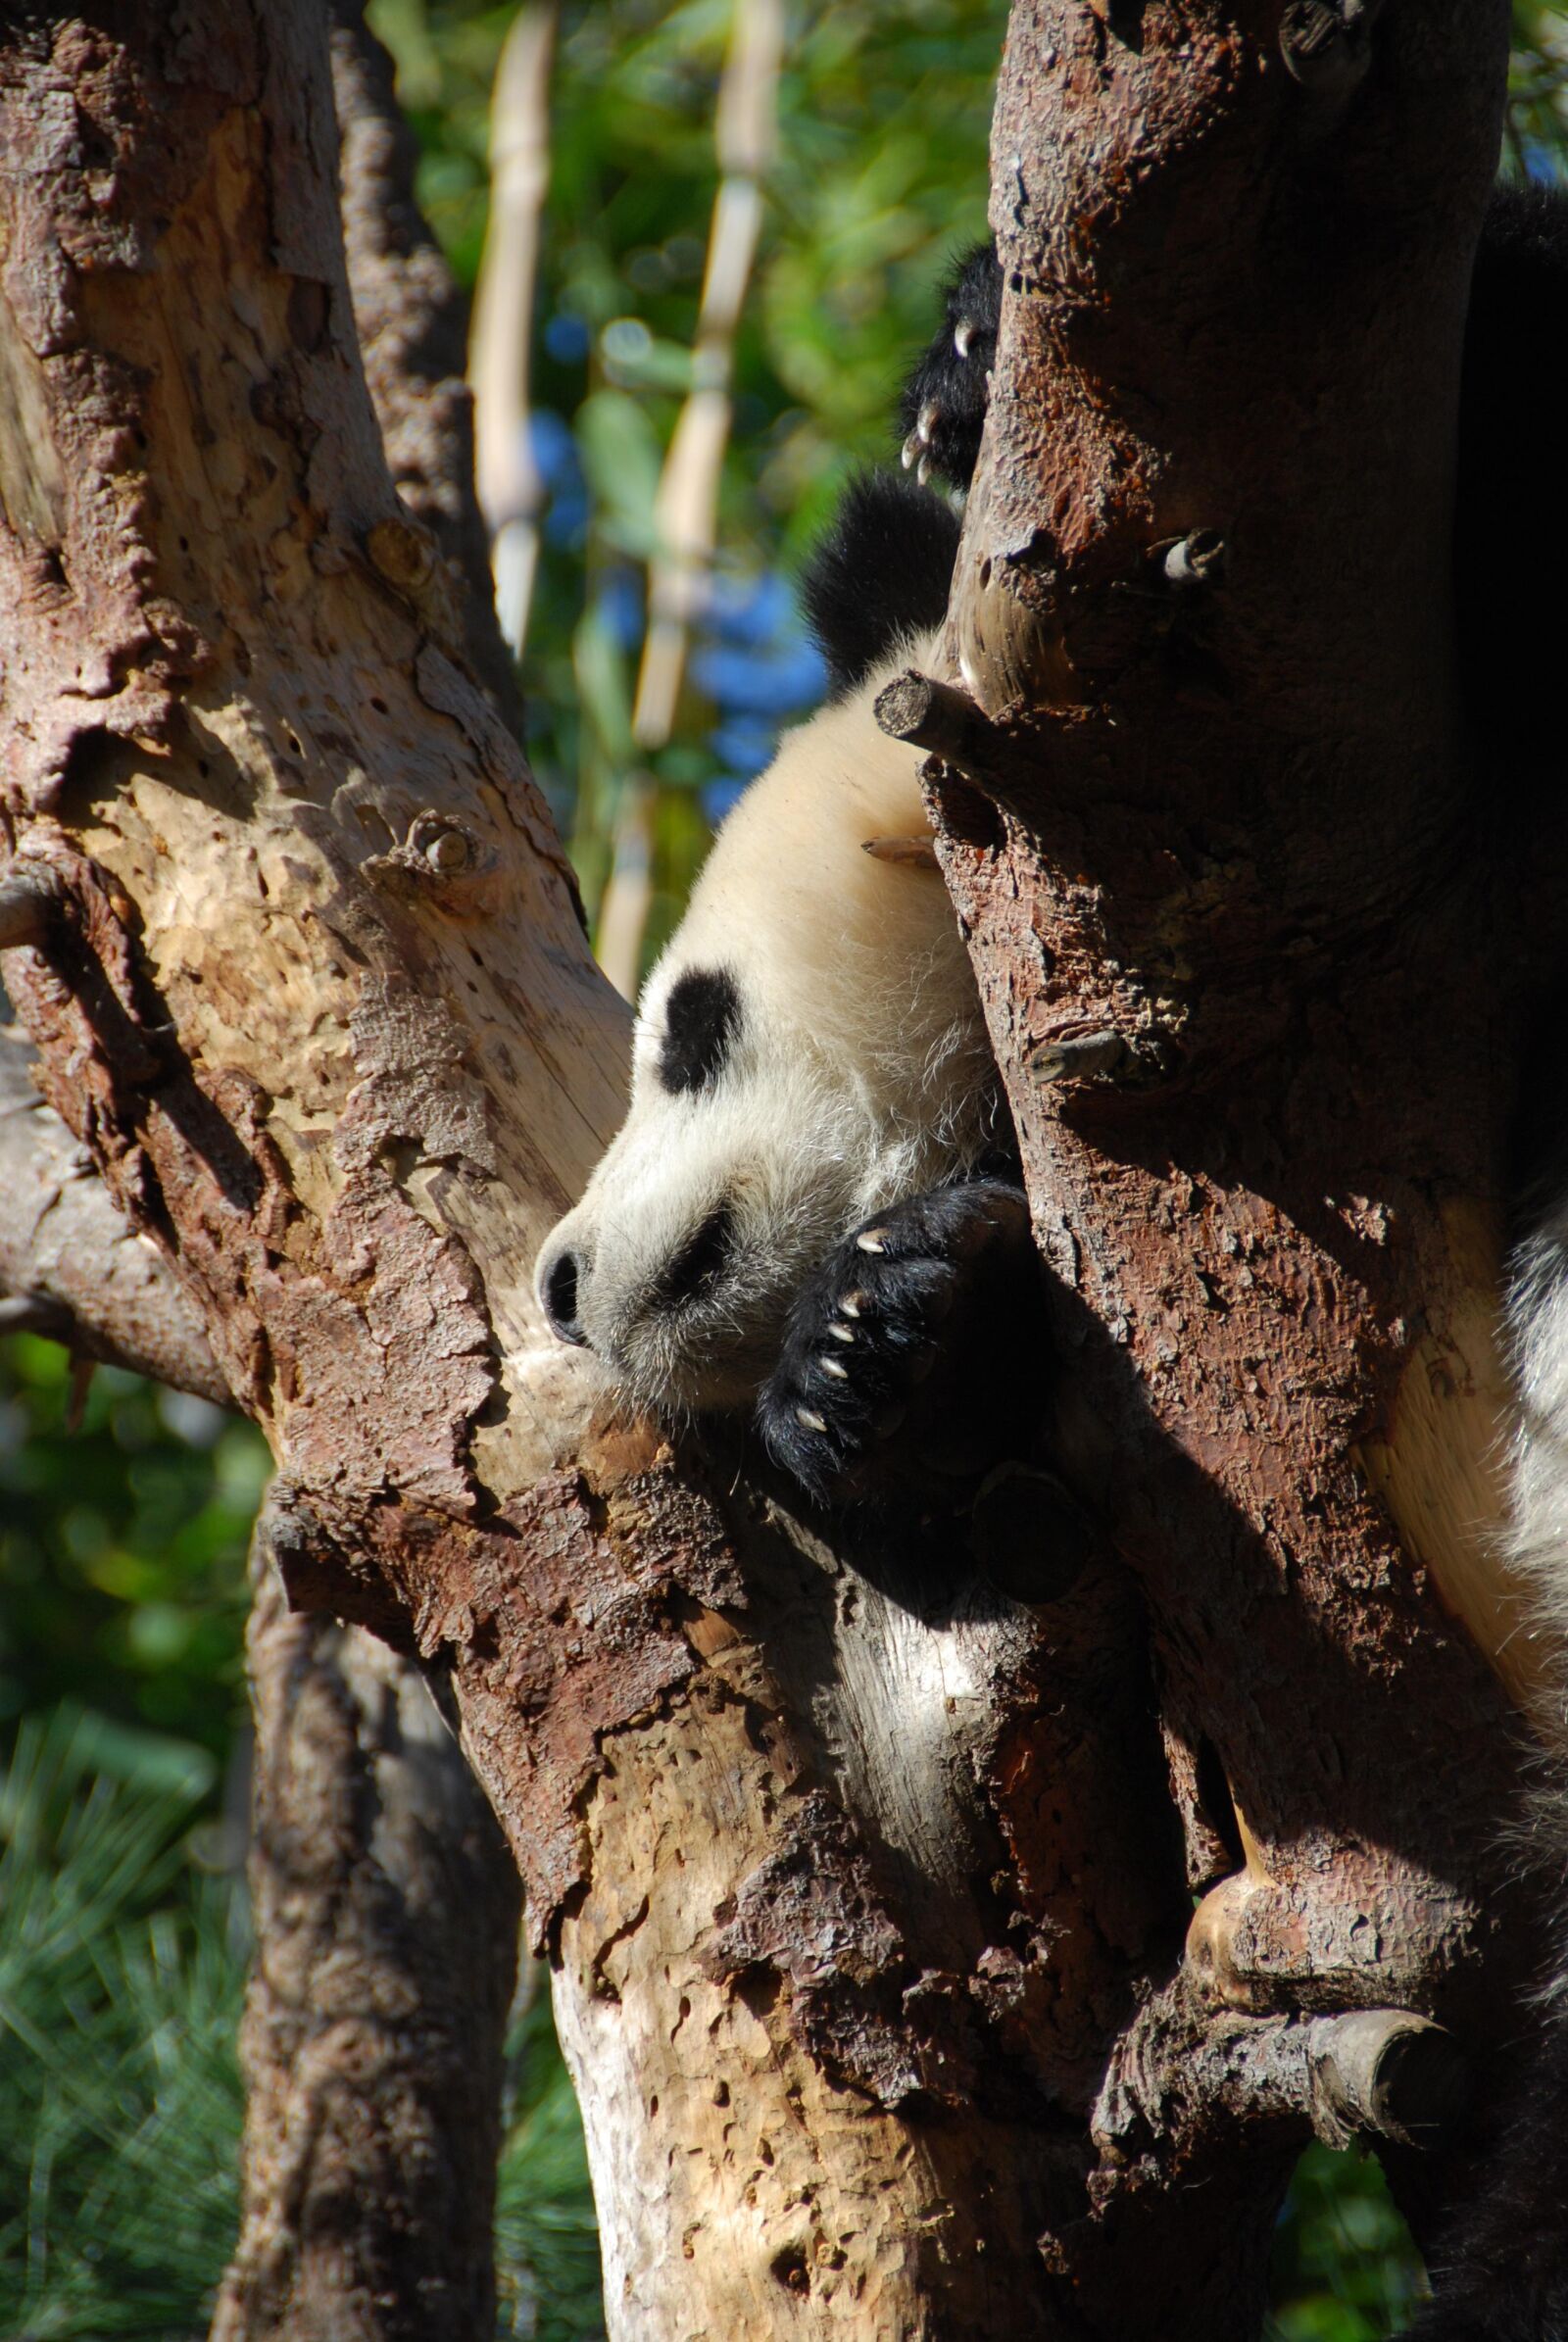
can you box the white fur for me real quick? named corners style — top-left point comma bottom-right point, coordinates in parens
top-left (537, 628), bottom-right (995, 1415)
top-left (1504, 1210), bottom-right (1568, 1745)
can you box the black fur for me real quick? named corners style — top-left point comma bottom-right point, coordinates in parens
top-left (657, 1197), bottom-right (735, 1310)
top-left (660, 967), bottom-right (742, 1095)
top-left (756, 1180), bottom-right (1042, 1509)
top-left (799, 469), bottom-right (962, 696)
top-left (1455, 183), bottom-right (1568, 803)
top-left (1405, 1973), bottom-right (1568, 2339)
top-left (897, 241), bottom-right (1003, 492)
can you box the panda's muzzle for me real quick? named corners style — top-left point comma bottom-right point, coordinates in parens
top-left (536, 1195), bottom-right (738, 1367)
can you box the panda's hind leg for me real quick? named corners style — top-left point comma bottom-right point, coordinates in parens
top-left (757, 1179), bottom-right (1043, 1511)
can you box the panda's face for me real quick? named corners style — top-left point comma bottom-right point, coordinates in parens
top-left (535, 952), bottom-right (884, 1414)
top-left (534, 626), bottom-right (992, 1422)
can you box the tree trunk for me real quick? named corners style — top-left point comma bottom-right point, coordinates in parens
top-left (920, 0), bottom-right (1544, 2295)
top-left (0, 4), bottom-right (1541, 2338)
top-left (210, 1498), bottom-right (520, 2342)
top-left (208, 29), bottom-right (528, 2331)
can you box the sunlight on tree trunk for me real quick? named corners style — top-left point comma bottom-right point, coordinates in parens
top-left (0, 2), bottom-right (1546, 2336)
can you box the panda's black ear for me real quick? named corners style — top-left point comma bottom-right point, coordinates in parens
top-left (801, 469), bottom-right (962, 699)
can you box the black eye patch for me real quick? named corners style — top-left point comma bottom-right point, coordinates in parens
top-left (658, 967), bottom-right (742, 1095)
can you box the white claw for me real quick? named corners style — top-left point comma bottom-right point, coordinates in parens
top-left (916, 455), bottom-right (932, 487)
top-left (918, 400), bottom-right (940, 436)
top-left (840, 1292), bottom-right (866, 1316)
top-left (955, 319), bottom-right (975, 358)
top-left (818, 1355), bottom-right (848, 1380)
top-left (796, 1406), bottom-right (828, 1434)
top-left (901, 429), bottom-right (921, 470)
top-left (856, 1231), bottom-right (888, 1255)
top-left (828, 1322), bottom-right (855, 1344)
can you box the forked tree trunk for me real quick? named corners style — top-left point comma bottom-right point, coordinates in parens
top-left (0, 3), bottom-right (1545, 2337)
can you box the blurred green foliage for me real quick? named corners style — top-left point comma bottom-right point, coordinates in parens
top-left (4, 3), bottom-right (1566, 2336)
top-left (0, 1338), bottom-right (267, 1758)
top-left (0, 1706), bottom-right (603, 2342)
top-left (373, 0), bottom-right (1006, 961)
top-left (1267, 2147), bottom-right (1428, 2342)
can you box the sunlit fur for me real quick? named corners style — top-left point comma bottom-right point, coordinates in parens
top-left (536, 624), bottom-right (996, 1417)
top-left (1505, 1209), bottom-right (1568, 1732)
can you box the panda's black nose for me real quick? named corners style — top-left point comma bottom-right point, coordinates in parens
top-left (539, 1244), bottom-right (589, 1346)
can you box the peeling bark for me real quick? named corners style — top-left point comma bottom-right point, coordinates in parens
top-left (0, 3), bottom-right (1544, 2337)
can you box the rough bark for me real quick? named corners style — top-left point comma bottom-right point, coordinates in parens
top-left (217, 31), bottom-right (528, 2336)
top-left (0, 995), bottom-right (528, 2342)
top-left (210, 1500), bottom-right (520, 2342)
top-left (925, 0), bottom-right (1545, 2306)
top-left (0, 4), bottom-right (1541, 2339)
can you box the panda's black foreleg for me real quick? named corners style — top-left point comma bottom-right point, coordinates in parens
top-left (756, 1179), bottom-right (1043, 1510)
top-left (897, 240), bottom-right (1003, 494)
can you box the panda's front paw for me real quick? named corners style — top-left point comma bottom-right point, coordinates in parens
top-left (897, 242), bottom-right (1003, 494)
top-left (757, 1180), bottom-right (1039, 1509)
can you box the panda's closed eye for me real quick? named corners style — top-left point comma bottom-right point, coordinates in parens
top-left (658, 1198), bottom-right (735, 1311)
top-left (659, 968), bottom-right (742, 1095)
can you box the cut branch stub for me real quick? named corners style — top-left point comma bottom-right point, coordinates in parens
top-left (873, 665), bottom-right (1014, 783)
top-left (1307, 2010), bottom-right (1469, 2154)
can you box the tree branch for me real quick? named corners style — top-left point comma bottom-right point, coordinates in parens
top-left (0, 1027), bottom-right (229, 1401)
top-left (328, 0), bottom-right (527, 738)
top-left (0, 4), bottom-right (1533, 2333)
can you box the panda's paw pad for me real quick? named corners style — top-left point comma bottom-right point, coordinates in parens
top-left (759, 1183), bottom-right (1028, 1503)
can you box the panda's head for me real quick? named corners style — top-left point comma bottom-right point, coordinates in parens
top-left (534, 625), bottom-right (995, 1419)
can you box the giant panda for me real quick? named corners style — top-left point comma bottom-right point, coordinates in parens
top-left (536, 182), bottom-right (1568, 2331)
top-left (534, 460), bottom-right (1042, 1509)
top-left (538, 184), bottom-right (1567, 1514)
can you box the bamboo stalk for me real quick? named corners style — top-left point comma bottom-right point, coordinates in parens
top-left (597, 0), bottom-right (783, 1001)
top-left (469, 2), bottom-right (558, 661)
